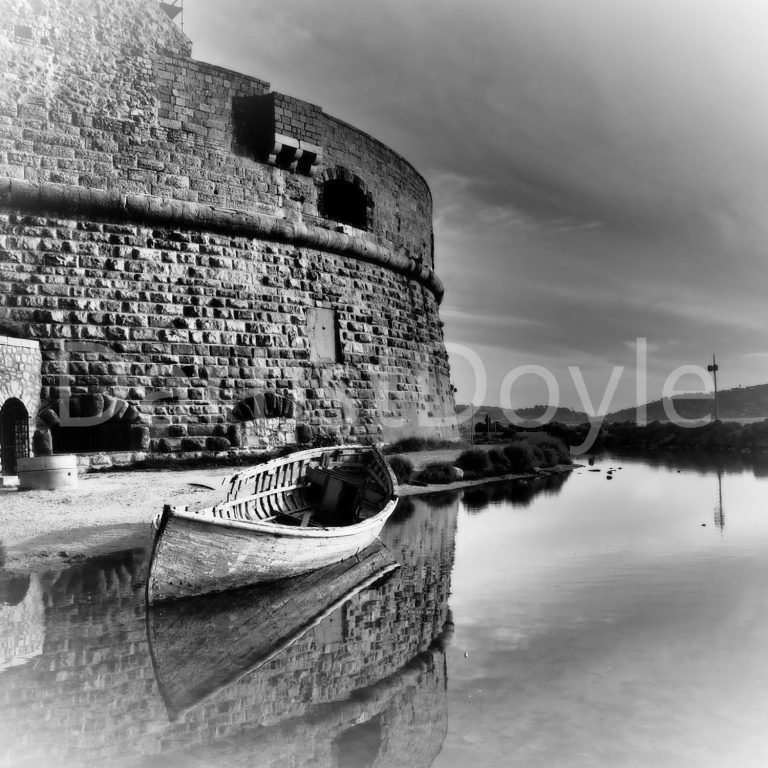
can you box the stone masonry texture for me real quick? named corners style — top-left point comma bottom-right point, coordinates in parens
top-left (0, 334), bottom-right (40, 467)
top-left (0, 0), bottom-right (456, 457)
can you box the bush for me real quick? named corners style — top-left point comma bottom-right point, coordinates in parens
top-left (455, 448), bottom-right (491, 476)
top-left (384, 436), bottom-right (426, 454)
top-left (384, 436), bottom-right (464, 454)
top-left (388, 455), bottom-right (414, 484)
top-left (503, 442), bottom-right (535, 473)
top-left (520, 432), bottom-right (572, 465)
top-left (539, 445), bottom-right (560, 467)
top-left (546, 441), bottom-right (572, 465)
top-left (487, 448), bottom-right (511, 473)
top-left (416, 461), bottom-right (456, 484)
top-left (523, 431), bottom-right (567, 450)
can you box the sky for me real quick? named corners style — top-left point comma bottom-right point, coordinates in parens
top-left (182, 0), bottom-right (768, 413)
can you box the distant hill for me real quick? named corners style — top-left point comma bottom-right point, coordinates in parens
top-left (455, 404), bottom-right (590, 429)
top-left (456, 382), bottom-right (768, 429)
top-left (606, 382), bottom-right (768, 422)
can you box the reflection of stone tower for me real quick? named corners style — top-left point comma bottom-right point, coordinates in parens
top-left (0, 497), bottom-right (458, 767)
top-left (0, 574), bottom-right (44, 671)
top-left (150, 620), bottom-right (454, 768)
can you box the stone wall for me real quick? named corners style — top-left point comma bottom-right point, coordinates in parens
top-left (0, 334), bottom-right (41, 470)
top-left (0, 0), bottom-right (433, 259)
top-left (0, 0), bottom-right (456, 454)
top-left (0, 334), bottom-right (40, 413)
top-left (0, 206), bottom-right (453, 453)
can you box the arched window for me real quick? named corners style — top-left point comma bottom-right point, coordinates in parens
top-left (318, 171), bottom-right (373, 231)
top-left (333, 716), bottom-right (382, 768)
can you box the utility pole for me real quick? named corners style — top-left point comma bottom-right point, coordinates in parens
top-left (707, 354), bottom-right (720, 421)
top-left (714, 468), bottom-right (725, 533)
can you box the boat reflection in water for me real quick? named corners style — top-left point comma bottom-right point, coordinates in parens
top-left (146, 541), bottom-right (402, 720)
top-left (0, 493), bottom-right (457, 768)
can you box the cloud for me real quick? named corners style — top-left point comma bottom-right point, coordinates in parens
top-left (184, 0), bottom-right (768, 408)
top-left (441, 308), bottom-right (542, 329)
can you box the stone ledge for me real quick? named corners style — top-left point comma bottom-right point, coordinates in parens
top-left (0, 178), bottom-right (445, 302)
top-left (0, 335), bottom-right (40, 350)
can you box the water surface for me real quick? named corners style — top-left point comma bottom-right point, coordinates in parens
top-left (2, 455), bottom-right (768, 767)
top-left (437, 455), bottom-right (768, 768)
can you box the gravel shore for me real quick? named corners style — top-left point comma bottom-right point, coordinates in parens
top-left (0, 445), bottom-right (570, 574)
top-left (1, 465), bottom-right (234, 572)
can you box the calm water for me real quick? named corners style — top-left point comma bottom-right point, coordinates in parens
top-left (2, 454), bottom-right (768, 767)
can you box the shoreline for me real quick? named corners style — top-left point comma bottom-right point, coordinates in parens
top-left (0, 457), bottom-right (575, 576)
top-left (397, 464), bottom-right (574, 497)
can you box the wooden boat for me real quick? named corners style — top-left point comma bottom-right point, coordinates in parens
top-left (146, 541), bottom-right (400, 719)
top-left (145, 444), bottom-right (399, 604)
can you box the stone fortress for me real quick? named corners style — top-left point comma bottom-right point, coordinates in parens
top-left (0, 0), bottom-right (456, 471)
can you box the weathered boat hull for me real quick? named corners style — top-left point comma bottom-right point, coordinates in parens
top-left (146, 542), bottom-right (400, 719)
top-left (145, 445), bottom-right (399, 604)
top-left (146, 502), bottom-right (396, 603)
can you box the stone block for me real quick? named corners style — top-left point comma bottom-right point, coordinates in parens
top-left (158, 438), bottom-right (181, 453)
top-left (129, 425), bottom-right (150, 451)
top-left (205, 436), bottom-right (230, 452)
top-left (226, 424), bottom-right (242, 447)
top-left (81, 393), bottom-right (104, 418)
top-left (181, 437), bottom-right (205, 452)
top-left (118, 404), bottom-right (142, 424)
top-left (37, 407), bottom-right (59, 428)
top-left (32, 428), bottom-right (53, 456)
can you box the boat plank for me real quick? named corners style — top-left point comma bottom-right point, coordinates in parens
top-left (146, 445), bottom-right (398, 603)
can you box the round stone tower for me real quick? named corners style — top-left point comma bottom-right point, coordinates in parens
top-left (0, 0), bottom-right (456, 464)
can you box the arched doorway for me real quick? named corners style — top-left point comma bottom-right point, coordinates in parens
top-left (0, 398), bottom-right (30, 476)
